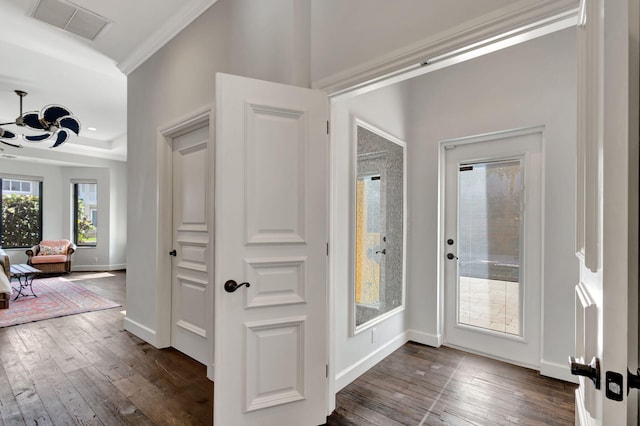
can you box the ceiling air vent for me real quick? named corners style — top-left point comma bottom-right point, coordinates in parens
top-left (31, 0), bottom-right (111, 41)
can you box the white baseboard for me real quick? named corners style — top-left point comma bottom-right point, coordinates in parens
top-left (73, 263), bottom-right (126, 272)
top-left (124, 316), bottom-right (166, 348)
top-left (335, 331), bottom-right (409, 392)
top-left (540, 359), bottom-right (578, 383)
top-left (406, 329), bottom-right (442, 347)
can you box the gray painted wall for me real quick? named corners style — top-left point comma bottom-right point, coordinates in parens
top-left (331, 27), bottom-right (577, 385)
top-left (126, 0), bottom-right (312, 344)
top-left (405, 28), bottom-right (577, 372)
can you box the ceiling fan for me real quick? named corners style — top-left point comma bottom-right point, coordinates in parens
top-left (0, 90), bottom-right (81, 149)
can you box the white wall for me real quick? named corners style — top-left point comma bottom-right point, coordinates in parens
top-left (126, 0), bottom-right (312, 347)
top-left (0, 156), bottom-right (126, 271)
top-left (108, 163), bottom-right (127, 268)
top-left (404, 28), bottom-right (578, 378)
top-left (331, 83), bottom-right (412, 390)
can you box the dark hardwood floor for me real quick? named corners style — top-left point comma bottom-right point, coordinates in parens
top-left (327, 343), bottom-right (577, 426)
top-left (0, 271), bottom-right (576, 425)
top-left (0, 271), bottom-right (213, 425)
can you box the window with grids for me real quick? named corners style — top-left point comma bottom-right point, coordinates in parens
top-left (0, 177), bottom-right (43, 248)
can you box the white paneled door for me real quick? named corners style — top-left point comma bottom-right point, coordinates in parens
top-left (571, 0), bottom-right (639, 424)
top-left (170, 123), bottom-right (210, 365)
top-left (214, 73), bottom-right (328, 425)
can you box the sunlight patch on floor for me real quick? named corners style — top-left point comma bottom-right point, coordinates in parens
top-left (62, 272), bottom-right (116, 281)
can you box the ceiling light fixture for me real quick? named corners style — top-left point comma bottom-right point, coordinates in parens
top-left (0, 90), bottom-right (80, 149)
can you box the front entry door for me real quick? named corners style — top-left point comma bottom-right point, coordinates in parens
top-left (214, 73), bottom-right (328, 425)
top-left (170, 123), bottom-right (210, 365)
top-left (443, 128), bottom-right (542, 368)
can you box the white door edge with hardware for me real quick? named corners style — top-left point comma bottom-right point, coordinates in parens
top-left (570, 0), bottom-right (639, 423)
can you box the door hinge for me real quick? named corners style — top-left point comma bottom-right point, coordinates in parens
top-left (326, 120), bottom-right (330, 135)
top-left (326, 364), bottom-right (329, 378)
top-left (326, 242), bottom-right (329, 256)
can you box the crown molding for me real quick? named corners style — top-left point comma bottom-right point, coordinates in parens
top-left (313, 0), bottom-right (579, 95)
top-left (118, 0), bottom-right (220, 75)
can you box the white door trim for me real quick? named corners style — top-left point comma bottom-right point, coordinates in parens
top-left (313, 1), bottom-right (578, 96)
top-left (438, 126), bottom-right (545, 368)
top-left (156, 105), bottom-right (215, 379)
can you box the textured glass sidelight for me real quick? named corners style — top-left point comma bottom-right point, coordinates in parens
top-left (355, 175), bottom-right (382, 308)
top-left (354, 125), bottom-right (405, 330)
top-left (457, 159), bottom-right (523, 336)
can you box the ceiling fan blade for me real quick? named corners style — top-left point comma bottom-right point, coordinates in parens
top-left (21, 112), bottom-right (45, 130)
top-left (0, 129), bottom-right (17, 139)
top-left (58, 115), bottom-right (80, 135)
top-left (0, 139), bottom-right (23, 149)
top-left (42, 105), bottom-right (72, 123)
top-left (24, 133), bottom-right (52, 142)
top-left (50, 129), bottom-right (70, 148)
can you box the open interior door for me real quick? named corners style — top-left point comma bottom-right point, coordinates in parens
top-left (572, 0), bottom-right (639, 424)
top-left (214, 73), bottom-right (329, 425)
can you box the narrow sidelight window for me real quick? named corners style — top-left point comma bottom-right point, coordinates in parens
top-left (73, 182), bottom-right (98, 246)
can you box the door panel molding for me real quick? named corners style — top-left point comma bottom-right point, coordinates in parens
top-left (245, 316), bottom-right (307, 411)
top-left (575, 279), bottom-right (598, 418)
top-left (245, 102), bottom-right (307, 245)
top-left (244, 257), bottom-right (307, 308)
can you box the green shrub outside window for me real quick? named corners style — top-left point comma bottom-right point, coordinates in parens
top-left (0, 179), bottom-right (43, 249)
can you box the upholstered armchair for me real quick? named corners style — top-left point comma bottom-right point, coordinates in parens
top-left (26, 239), bottom-right (76, 274)
top-left (0, 248), bottom-right (10, 308)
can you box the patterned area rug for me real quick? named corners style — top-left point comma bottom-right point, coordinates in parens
top-left (0, 276), bottom-right (121, 328)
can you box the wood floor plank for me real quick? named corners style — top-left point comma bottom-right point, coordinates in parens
top-left (0, 331), bottom-right (53, 425)
top-left (66, 366), bottom-right (149, 425)
top-left (0, 360), bottom-right (25, 425)
top-left (41, 368), bottom-right (101, 426)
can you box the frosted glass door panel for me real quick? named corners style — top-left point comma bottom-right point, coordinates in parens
top-left (457, 159), bottom-right (523, 336)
